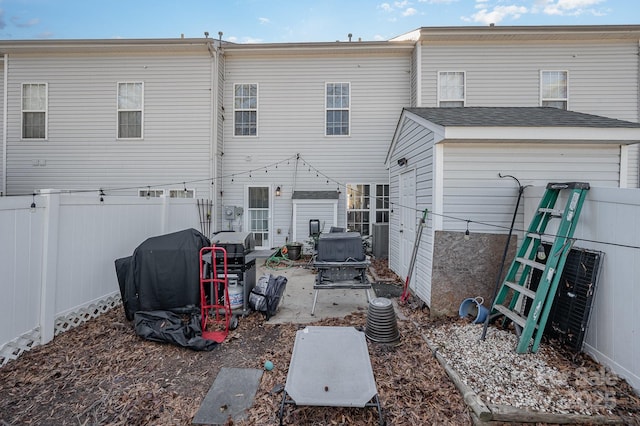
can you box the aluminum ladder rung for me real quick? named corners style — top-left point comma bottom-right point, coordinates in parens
top-left (538, 207), bottom-right (563, 216)
top-left (516, 257), bottom-right (546, 271)
top-left (493, 305), bottom-right (528, 328)
top-left (503, 281), bottom-right (536, 300)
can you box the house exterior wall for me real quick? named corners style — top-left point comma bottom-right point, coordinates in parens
top-left (388, 115), bottom-right (435, 304)
top-left (0, 60), bottom-right (4, 195)
top-left (219, 50), bottom-right (411, 247)
top-left (3, 51), bottom-right (214, 198)
top-left (441, 143), bottom-right (623, 235)
top-left (418, 40), bottom-right (640, 187)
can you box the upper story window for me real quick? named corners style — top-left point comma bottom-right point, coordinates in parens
top-left (326, 82), bottom-right (350, 136)
top-left (22, 83), bottom-right (47, 139)
top-left (541, 70), bottom-right (568, 110)
top-left (118, 82), bottom-right (143, 139)
top-left (438, 71), bottom-right (465, 107)
top-left (234, 83), bottom-right (258, 136)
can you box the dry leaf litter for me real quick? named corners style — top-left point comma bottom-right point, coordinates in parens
top-left (0, 265), bottom-right (638, 425)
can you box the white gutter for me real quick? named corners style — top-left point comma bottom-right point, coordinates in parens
top-left (2, 54), bottom-right (7, 196)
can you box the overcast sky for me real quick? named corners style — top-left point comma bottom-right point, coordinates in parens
top-left (0, 0), bottom-right (636, 42)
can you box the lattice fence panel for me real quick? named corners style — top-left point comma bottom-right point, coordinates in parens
top-left (0, 294), bottom-right (122, 367)
top-left (0, 328), bottom-right (41, 367)
top-left (55, 294), bottom-right (122, 335)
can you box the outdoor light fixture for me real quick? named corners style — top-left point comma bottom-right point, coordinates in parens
top-left (464, 220), bottom-right (470, 240)
top-left (30, 193), bottom-right (36, 212)
top-left (536, 242), bottom-right (547, 261)
top-left (275, 186), bottom-right (281, 197)
top-left (397, 157), bottom-right (408, 166)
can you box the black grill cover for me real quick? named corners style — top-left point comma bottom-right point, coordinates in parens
top-left (115, 228), bottom-right (210, 320)
top-left (316, 232), bottom-right (365, 262)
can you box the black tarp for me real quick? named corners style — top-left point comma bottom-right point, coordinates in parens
top-left (115, 228), bottom-right (210, 321)
top-left (134, 309), bottom-right (217, 351)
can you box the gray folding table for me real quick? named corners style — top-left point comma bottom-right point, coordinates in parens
top-left (278, 326), bottom-right (383, 425)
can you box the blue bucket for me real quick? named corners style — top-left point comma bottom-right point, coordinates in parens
top-left (459, 297), bottom-right (489, 324)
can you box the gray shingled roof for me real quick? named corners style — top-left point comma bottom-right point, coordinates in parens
top-left (405, 107), bottom-right (640, 128)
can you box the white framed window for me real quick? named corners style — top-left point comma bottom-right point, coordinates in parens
top-left (234, 83), bottom-right (258, 136)
top-left (169, 189), bottom-right (195, 198)
top-left (541, 70), bottom-right (568, 110)
top-left (438, 71), bottom-right (465, 107)
top-left (22, 83), bottom-right (48, 139)
top-left (326, 82), bottom-right (350, 136)
top-left (139, 188), bottom-right (165, 198)
top-left (138, 188), bottom-right (195, 198)
top-left (117, 82), bottom-right (143, 139)
top-left (346, 183), bottom-right (389, 236)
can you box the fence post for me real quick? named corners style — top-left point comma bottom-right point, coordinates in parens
top-left (161, 195), bottom-right (169, 234)
top-left (40, 189), bottom-right (60, 344)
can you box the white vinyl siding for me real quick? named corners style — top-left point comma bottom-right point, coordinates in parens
top-left (441, 143), bottom-right (622, 234)
top-left (222, 51), bottom-right (410, 248)
top-left (540, 70), bottom-right (568, 109)
top-left (117, 82), bottom-right (143, 139)
top-left (418, 42), bottom-right (639, 121)
top-left (234, 83), bottom-right (258, 136)
top-left (5, 53), bottom-right (213, 196)
top-left (22, 83), bottom-right (47, 139)
top-left (388, 116), bottom-right (435, 305)
top-left (438, 71), bottom-right (465, 107)
top-left (325, 82), bottom-right (350, 136)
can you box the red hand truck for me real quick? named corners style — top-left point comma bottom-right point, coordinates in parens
top-left (199, 246), bottom-right (232, 343)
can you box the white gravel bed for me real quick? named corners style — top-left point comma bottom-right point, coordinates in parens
top-left (424, 321), bottom-right (620, 416)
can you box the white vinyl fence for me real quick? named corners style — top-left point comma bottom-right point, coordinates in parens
top-left (0, 191), bottom-right (202, 365)
top-left (524, 186), bottom-right (640, 393)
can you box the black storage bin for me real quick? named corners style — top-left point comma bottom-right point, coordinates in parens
top-left (317, 232), bottom-right (365, 262)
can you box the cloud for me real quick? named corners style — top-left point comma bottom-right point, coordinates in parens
top-left (394, 0), bottom-right (410, 7)
top-left (403, 7), bottom-right (418, 16)
top-left (242, 36), bottom-right (263, 43)
top-left (258, 17), bottom-right (270, 24)
top-left (373, 34), bottom-right (386, 40)
top-left (462, 5), bottom-right (528, 24)
top-left (10, 16), bottom-right (40, 28)
top-left (379, 2), bottom-right (393, 12)
top-left (418, 0), bottom-right (458, 3)
top-left (539, 0), bottom-right (606, 16)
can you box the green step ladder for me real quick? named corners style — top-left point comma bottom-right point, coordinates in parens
top-left (490, 182), bottom-right (590, 353)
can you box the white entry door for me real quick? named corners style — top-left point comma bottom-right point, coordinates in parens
top-left (399, 170), bottom-right (416, 278)
top-left (247, 186), bottom-right (271, 249)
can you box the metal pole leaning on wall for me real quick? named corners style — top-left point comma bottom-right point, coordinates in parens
top-left (480, 174), bottom-right (524, 341)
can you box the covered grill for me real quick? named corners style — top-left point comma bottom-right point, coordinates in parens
top-left (311, 231), bottom-right (372, 315)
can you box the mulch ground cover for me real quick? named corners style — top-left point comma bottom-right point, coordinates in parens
top-left (0, 259), bottom-right (638, 425)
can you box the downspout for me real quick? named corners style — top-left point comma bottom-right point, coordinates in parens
top-left (207, 39), bottom-right (218, 232)
top-left (2, 54), bottom-right (7, 196)
top-left (416, 41), bottom-right (422, 107)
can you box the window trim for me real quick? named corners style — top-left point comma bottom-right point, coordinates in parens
top-left (346, 183), bottom-right (389, 236)
top-left (540, 70), bottom-right (569, 110)
top-left (437, 71), bottom-right (466, 107)
top-left (138, 188), bottom-right (196, 198)
top-left (233, 83), bottom-right (259, 137)
top-left (21, 82), bottom-right (48, 140)
top-left (325, 82), bottom-right (351, 137)
top-left (117, 81), bottom-right (144, 140)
